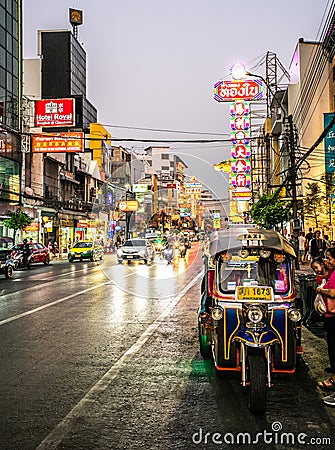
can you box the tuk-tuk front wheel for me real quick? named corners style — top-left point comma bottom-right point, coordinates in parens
top-left (248, 353), bottom-right (266, 415)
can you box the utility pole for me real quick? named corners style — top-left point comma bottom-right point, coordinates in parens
top-left (287, 114), bottom-right (300, 268)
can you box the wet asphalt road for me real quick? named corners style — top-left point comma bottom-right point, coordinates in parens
top-left (0, 244), bottom-right (335, 450)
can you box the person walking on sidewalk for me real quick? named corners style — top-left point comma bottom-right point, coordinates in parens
top-left (298, 232), bottom-right (306, 264)
top-left (309, 230), bottom-right (327, 259)
top-left (314, 247), bottom-right (335, 404)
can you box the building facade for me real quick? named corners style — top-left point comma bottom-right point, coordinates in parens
top-left (0, 0), bottom-right (22, 236)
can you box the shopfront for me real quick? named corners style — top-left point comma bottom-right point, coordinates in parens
top-left (58, 214), bottom-right (74, 255)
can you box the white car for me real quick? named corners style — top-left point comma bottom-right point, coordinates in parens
top-left (117, 239), bottom-right (155, 264)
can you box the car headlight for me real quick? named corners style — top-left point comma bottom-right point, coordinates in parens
top-left (138, 249), bottom-right (146, 256)
top-left (288, 307), bottom-right (301, 322)
top-left (246, 305), bottom-right (264, 327)
top-left (211, 306), bottom-right (223, 321)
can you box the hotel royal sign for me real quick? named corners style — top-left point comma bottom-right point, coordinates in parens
top-left (213, 63), bottom-right (264, 203)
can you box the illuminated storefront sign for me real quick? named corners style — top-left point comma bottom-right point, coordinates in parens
top-left (35, 98), bottom-right (75, 127)
top-left (133, 184), bottom-right (148, 193)
top-left (118, 200), bottom-right (139, 212)
top-left (214, 79), bottom-right (263, 102)
top-left (214, 64), bottom-right (262, 204)
top-left (32, 133), bottom-right (84, 153)
top-left (231, 173), bottom-right (251, 187)
top-left (231, 158), bottom-right (251, 173)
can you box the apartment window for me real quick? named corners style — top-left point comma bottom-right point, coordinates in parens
top-left (161, 166), bottom-right (169, 171)
top-left (161, 153), bottom-right (169, 159)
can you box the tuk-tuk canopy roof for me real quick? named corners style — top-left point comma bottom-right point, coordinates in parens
top-left (208, 227), bottom-right (296, 258)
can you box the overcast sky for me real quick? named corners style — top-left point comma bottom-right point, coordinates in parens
top-left (23, 0), bottom-right (330, 199)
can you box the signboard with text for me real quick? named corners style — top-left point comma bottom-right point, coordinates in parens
top-left (214, 79), bottom-right (263, 102)
top-left (32, 133), bottom-right (84, 153)
top-left (324, 112), bottom-right (335, 173)
top-left (35, 98), bottom-right (75, 127)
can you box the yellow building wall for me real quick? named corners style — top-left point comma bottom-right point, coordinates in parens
top-left (90, 123), bottom-right (112, 171)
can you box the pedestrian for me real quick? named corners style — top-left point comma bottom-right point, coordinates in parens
top-left (298, 231), bottom-right (306, 264)
top-left (309, 230), bottom-right (327, 259)
top-left (115, 234), bottom-right (122, 248)
top-left (314, 247), bottom-right (335, 404)
top-left (53, 241), bottom-right (59, 257)
top-left (305, 228), bottom-right (314, 261)
top-left (305, 227), bottom-right (314, 244)
top-left (311, 256), bottom-right (332, 286)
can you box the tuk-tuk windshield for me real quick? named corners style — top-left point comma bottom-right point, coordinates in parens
top-left (217, 255), bottom-right (290, 296)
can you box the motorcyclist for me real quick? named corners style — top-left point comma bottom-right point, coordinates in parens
top-left (162, 242), bottom-right (174, 264)
top-left (22, 238), bottom-right (32, 267)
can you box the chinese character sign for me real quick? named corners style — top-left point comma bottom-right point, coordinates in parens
top-left (324, 112), bottom-right (335, 173)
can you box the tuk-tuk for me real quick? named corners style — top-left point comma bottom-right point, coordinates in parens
top-left (198, 227), bottom-right (302, 414)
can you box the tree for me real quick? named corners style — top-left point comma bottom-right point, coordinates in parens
top-left (250, 193), bottom-right (291, 229)
top-left (3, 209), bottom-right (33, 244)
top-left (303, 182), bottom-right (326, 229)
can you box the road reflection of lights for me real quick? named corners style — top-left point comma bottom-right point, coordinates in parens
top-left (134, 295), bottom-right (148, 314)
top-left (107, 286), bottom-right (126, 323)
top-left (175, 258), bottom-right (187, 275)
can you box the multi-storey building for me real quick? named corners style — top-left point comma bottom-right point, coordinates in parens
top-left (0, 0), bottom-right (22, 235)
top-left (22, 28), bottom-right (102, 248)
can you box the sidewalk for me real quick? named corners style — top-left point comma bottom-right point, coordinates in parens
top-left (297, 262), bottom-right (335, 420)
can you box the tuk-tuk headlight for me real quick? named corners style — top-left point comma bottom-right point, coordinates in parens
top-left (288, 307), bottom-right (302, 322)
top-left (260, 249), bottom-right (271, 258)
top-left (238, 249), bottom-right (249, 259)
top-left (246, 305), bottom-right (264, 326)
top-left (211, 306), bottom-right (223, 321)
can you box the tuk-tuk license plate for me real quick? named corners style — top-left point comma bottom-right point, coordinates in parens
top-left (236, 286), bottom-right (273, 301)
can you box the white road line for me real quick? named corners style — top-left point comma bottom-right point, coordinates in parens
top-left (0, 264), bottom-right (149, 322)
top-left (0, 281), bottom-right (112, 326)
top-left (35, 271), bottom-right (203, 450)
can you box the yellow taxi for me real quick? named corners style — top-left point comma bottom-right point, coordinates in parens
top-left (68, 240), bottom-right (104, 262)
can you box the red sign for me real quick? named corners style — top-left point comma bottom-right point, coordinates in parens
top-left (231, 159), bottom-right (251, 173)
top-left (230, 101), bottom-right (250, 116)
top-left (214, 79), bottom-right (263, 102)
top-left (32, 133), bottom-right (84, 153)
top-left (231, 144), bottom-right (251, 159)
top-left (35, 98), bottom-right (75, 127)
top-left (231, 173), bottom-right (251, 187)
top-left (167, 183), bottom-right (176, 189)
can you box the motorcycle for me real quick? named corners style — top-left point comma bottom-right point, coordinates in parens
top-left (12, 250), bottom-right (33, 269)
top-left (161, 245), bottom-right (174, 264)
top-left (198, 227), bottom-right (302, 414)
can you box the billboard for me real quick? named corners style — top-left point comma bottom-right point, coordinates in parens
top-left (32, 133), bottom-right (84, 153)
top-left (35, 98), bottom-right (75, 127)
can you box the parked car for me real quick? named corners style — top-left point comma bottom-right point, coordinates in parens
top-left (0, 238), bottom-right (15, 278)
top-left (68, 240), bottom-right (104, 262)
top-left (10, 242), bottom-right (50, 268)
top-left (117, 238), bottom-right (155, 264)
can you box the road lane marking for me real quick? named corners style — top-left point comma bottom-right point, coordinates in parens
top-left (35, 271), bottom-right (203, 450)
top-left (0, 281), bottom-right (113, 326)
